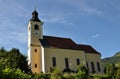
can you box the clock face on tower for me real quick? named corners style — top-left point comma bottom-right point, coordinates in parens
top-left (34, 31), bottom-right (39, 36)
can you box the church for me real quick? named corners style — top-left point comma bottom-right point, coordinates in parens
top-left (28, 10), bottom-right (102, 74)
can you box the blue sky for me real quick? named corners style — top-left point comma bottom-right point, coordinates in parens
top-left (0, 0), bottom-right (120, 58)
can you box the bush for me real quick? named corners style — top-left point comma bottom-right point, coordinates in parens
top-left (50, 67), bottom-right (62, 79)
top-left (114, 64), bottom-right (120, 79)
top-left (62, 73), bottom-right (75, 79)
top-left (75, 71), bottom-right (88, 79)
top-left (2, 67), bottom-right (31, 79)
top-left (89, 74), bottom-right (112, 79)
top-left (104, 64), bottom-right (116, 76)
top-left (74, 64), bottom-right (88, 79)
top-left (31, 73), bottom-right (50, 79)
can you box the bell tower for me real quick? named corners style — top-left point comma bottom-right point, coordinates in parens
top-left (28, 10), bottom-right (44, 73)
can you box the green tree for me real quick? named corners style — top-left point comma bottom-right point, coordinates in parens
top-left (31, 73), bottom-right (50, 79)
top-left (114, 64), bottom-right (120, 79)
top-left (2, 67), bottom-right (31, 79)
top-left (0, 47), bottom-right (31, 73)
top-left (50, 67), bottom-right (62, 79)
top-left (75, 64), bottom-right (88, 79)
top-left (0, 47), bottom-right (6, 53)
top-left (104, 64), bottom-right (116, 79)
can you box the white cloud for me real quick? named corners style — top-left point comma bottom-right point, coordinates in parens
top-left (41, 13), bottom-right (73, 26)
top-left (64, 0), bottom-right (103, 16)
top-left (92, 33), bottom-right (100, 38)
top-left (81, 6), bottom-right (103, 16)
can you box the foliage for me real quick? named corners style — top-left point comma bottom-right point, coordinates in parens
top-left (0, 47), bottom-right (31, 73)
top-left (0, 47), bottom-right (6, 53)
top-left (2, 67), bottom-right (31, 79)
top-left (104, 64), bottom-right (116, 78)
top-left (31, 73), bottom-right (50, 79)
top-left (102, 56), bottom-right (120, 66)
top-left (74, 64), bottom-right (88, 79)
top-left (101, 52), bottom-right (120, 68)
top-left (62, 73), bottom-right (75, 79)
top-left (114, 64), bottom-right (120, 79)
top-left (113, 51), bottom-right (120, 57)
top-left (50, 67), bottom-right (62, 79)
top-left (89, 74), bottom-right (111, 79)
top-left (1, 47), bottom-right (120, 79)
top-left (77, 64), bottom-right (88, 73)
top-left (104, 63), bottom-right (120, 79)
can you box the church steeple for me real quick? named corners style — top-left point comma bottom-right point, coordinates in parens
top-left (30, 10), bottom-right (41, 22)
top-left (28, 10), bottom-right (44, 73)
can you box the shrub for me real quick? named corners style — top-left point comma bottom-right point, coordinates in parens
top-left (50, 67), bottom-right (62, 79)
top-left (89, 74), bottom-right (112, 79)
top-left (31, 73), bottom-right (50, 79)
top-left (75, 71), bottom-right (88, 79)
top-left (2, 67), bottom-right (31, 79)
top-left (62, 73), bottom-right (75, 79)
top-left (74, 64), bottom-right (88, 79)
top-left (114, 65), bottom-right (120, 79)
top-left (104, 64), bottom-right (116, 76)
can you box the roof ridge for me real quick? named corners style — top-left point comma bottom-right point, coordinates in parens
top-left (43, 35), bottom-right (71, 40)
top-left (78, 44), bottom-right (91, 46)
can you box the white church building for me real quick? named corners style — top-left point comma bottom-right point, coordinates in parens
top-left (28, 10), bottom-right (102, 73)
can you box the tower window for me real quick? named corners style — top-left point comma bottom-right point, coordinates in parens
top-left (35, 64), bottom-right (37, 68)
top-left (65, 58), bottom-right (69, 69)
top-left (34, 24), bottom-right (39, 30)
top-left (76, 58), bottom-right (80, 65)
top-left (35, 49), bottom-right (37, 52)
top-left (52, 57), bottom-right (56, 67)
top-left (97, 62), bottom-right (101, 71)
top-left (91, 62), bottom-right (95, 73)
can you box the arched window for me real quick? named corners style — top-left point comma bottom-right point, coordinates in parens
top-left (97, 62), bottom-right (101, 71)
top-left (91, 62), bottom-right (95, 73)
top-left (76, 58), bottom-right (80, 65)
top-left (65, 58), bottom-right (69, 69)
top-left (34, 24), bottom-right (39, 30)
top-left (52, 57), bottom-right (56, 67)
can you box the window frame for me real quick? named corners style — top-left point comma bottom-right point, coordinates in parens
top-left (35, 49), bottom-right (37, 52)
top-left (35, 64), bottom-right (37, 68)
top-left (91, 62), bottom-right (95, 73)
top-left (76, 58), bottom-right (80, 65)
top-left (34, 24), bottom-right (39, 30)
top-left (97, 62), bottom-right (101, 72)
top-left (52, 57), bottom-right (56, 67)
top-left (65, 58), bottom-right (69, 69)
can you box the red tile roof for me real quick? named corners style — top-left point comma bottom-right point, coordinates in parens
top-left (40, 36), bottom-right (100, 54)
top-left (78, 44), bottom-right (100, 54)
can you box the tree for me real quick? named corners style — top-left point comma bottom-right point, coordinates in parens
top-left (114, 64), bottom-right (120, 79)
top-left (104, 64), bottom-right (116, 75)
top-left (0, 47), bottom-right (31, 73)
top-left (50, 67), bottom-right (62, 79)
top-left (0, 47), bottom-right (6, 53)
top-left (104, 64), bottom-right (117, 79)
top-left (75, 64), bottom-right (88, 79)
top-left (2, 67), bottom-right (31, 79)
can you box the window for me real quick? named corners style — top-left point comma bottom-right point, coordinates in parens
top-left (34, 24), bottom-right (39, 30)
top-left (86, 61), bottom-right (89, 68)
top-left (91, 62), bottom-right (95, 73)
top-left (65, 58), bottom-right (69, 69)
top-left (35, 49), bottom-right (37, 52)
top-left (35, 64), bottom-right (37, 68)
top-left (76, 58), bottom-right (80, 65)
top-left (52, 57), bottom-right (56, 67)
top-left (97, 62), bottom-right (101, 71)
